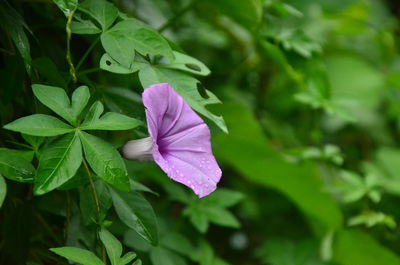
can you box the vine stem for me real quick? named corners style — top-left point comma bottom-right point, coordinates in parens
top-left (82, 159), bottom-right (107, 264)
top-left (66, 11), bottom-right (77, 83)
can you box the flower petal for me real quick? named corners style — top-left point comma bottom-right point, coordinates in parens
top-left (142, 83), bottom-right (222, 197)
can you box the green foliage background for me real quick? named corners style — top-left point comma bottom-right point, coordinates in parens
top-left (1, 0), bottom-right (400, 264)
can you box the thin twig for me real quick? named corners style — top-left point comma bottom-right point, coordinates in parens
top-left (82, 159), bottom-right (100, 215)
top-left (77, 67), bottom-right (101, 76)
top-left (66, 11), bottom-right (77, 83)
top-left (76, 36), bottom-right (100, 72)
top-left (82, 159), bottom-right (107, 264)
top-left (64, 191), bottom-right (71, 244)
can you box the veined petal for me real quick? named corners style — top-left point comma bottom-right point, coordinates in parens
top-left (142, 83), bottom-right (222, 197)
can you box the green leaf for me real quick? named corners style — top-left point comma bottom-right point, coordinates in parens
top-left (150, 247), bottom-right (186, 265)
top-left (348, 212), bottom-right (396, 229)
top-left (50, 247), bottom-right (104, 265)
top-left (71, 20), bottom-right (102, 34)
top-left (124, 229), bottom-right (152, 252)
top-left (79, 0), bottom-right (119, 30)
top-left (193, 239), bottom-right (214, 265)
top-left (325, 55), bottom-right (385, 127)
top-left (100, 53), bottom-right (140, 74)
top-left (138, 65), bottom-right (227, 133)
top-left (131, 180), bottom-right (159, 196)
top-left (213, 103), bottom-right (343, 236)
top-left (120, 252), bottom-right (137, 265)
top-left (160, 232), bottom-right (194, 256)
top-left (159, 51), bottom-right (211, 76)
top-left (201, 188), bottom-right (244, 208)
top-left (32, 84), bottom-right (90, 125)
top-left (333, 229), bottom-right (400, 265)
top-left (99, 228), bottom-right (122, 265)
top-left (81, 101), bottom-right (142, 131)
top-left (184, 206), bottom-right (209, 233)
top-left (34, 133), bottom-right (82, 195)
top-left (0, 148), bottom-right (35, 183)
top-left (53, 0), bottom-right (78, 17)
top-left (32, 84), bottom-right (72, 121)
top-left (132, 260), bottom-right (142, 265)
top-left (79, 131), bottom-right (129, 191)
top-left (203, 207), bottom-right (240, 228)
top-left (205, 0), bottom-right (262, 29)
top-left (100, 87), bottom-right (144, 117)
top-left (110, 189), bottom-right (158, 245)
top-left (71, 85), bottom-right (91, 121)
top-left (101, 19), bottom-right (174, 67)
top-left (3, 114), bottom-right (74, 136)
top-left (32, 57), bottom-right (67, 87)
top-left (80, 180), bottom-right (112, 225)
top-left (260, 238), bottom-right (324, 265)
top-left (0, 174), bottom-right (7, 208)
top-left (0, 1), bottom-right (32, 74)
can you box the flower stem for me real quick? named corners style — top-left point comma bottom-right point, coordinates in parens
top-left (66, 11), bottom-right (77, 83)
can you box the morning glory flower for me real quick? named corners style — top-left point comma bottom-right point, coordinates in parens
top-left (122, 83), bottom-right (222, 198)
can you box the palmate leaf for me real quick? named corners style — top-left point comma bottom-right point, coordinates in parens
top-left (79, 131), bottom-right (129, 191)
top-left (71, 19), bottom-right (102, 34)
top-left (50, 247), bottom-right (104, 265)
top-left (34, 132), bottom-right (82, 195)
top-left (3, 114), bottom-right (74, 136)
top-left (32, 84), bottom-right (90, 125)
top-left (100, 53), bottom-right (141, 74)
top-left (79, 0), bottom-right (119, 31)
top-left (159, 51), bottom-right (211, 76)
top-left (81, 101), bottom-right (142, 131)
top-left (0, 148), bottom-right (35, 183)
top-left (101, 18), bottom-right (174, 67)
top-left (99, 54), bottom-right (225, 131)
top-left (110, 189), bottom-right (158, 245)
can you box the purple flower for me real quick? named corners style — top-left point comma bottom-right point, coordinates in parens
top-left (122, 83), bottom-right (222, 198)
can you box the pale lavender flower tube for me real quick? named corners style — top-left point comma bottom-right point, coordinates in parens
top-left (122, 83), bottom-right (222, 198)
